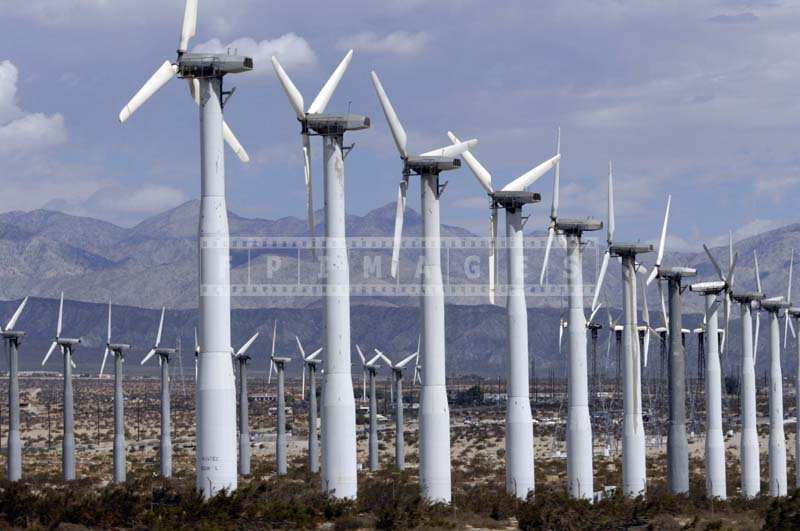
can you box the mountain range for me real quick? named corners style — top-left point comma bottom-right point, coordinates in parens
top-left (0, 202), bottom-right (797, 376)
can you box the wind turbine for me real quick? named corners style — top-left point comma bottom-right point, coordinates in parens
top-left (535, 129), bottom-right (601, 500)
top-left (2, 297), bottom-right (27, 481)
top-left (101, 302), bottom-right (132, 484)
top-left (296, 336), bottom-right (323, 473)
top-left (234, 331), bottom-right (259, 477)
top-left (590, 163), bottom-right (654, 498)
top-left (759, 249), bottom-right (793, 496)
top-left (357, 346), bottom-right (385, 472)
top-left (118, 0), bottom-right (252, 497)
top-left (647, 195), bottom-right (699, 495)
top-left (140, 307), bottom-right (177, 479)
top-left (273, 52), bottom-right (368, 500)
top-left (371, 71), bottom-right (475, 504)
top-left (689, 239), bottom-right (738, 500)
top-left (450, 127), bottom-right (558, 498)
top-left (268, 321), bottom-right (291, 476)
top-left (731, 250), bottom-right (765, 498)
top-left (374, 342), bottom-right (418, 470)
top-left (42, 292), bottom-right (81, 481)
top-left (651, 262), bottom-right (695, 495)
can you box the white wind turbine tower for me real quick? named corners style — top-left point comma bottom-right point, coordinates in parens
top-left (371, 72), bottom-right (477, 503)
top-left (759, 249), bottom-right (793, 496)
top-left (296, 336), bottom-right (323, 473)
top-left (118, 0), bottom-right (252, 497)
top-left (357, 345), bottom-right (385, 472)
top-left (731, 250), bottom-right (765, 498)
top-left (787, 304), bottom-right (800, 489)
top-left (451, 128), bottom-right (559, 498)
top-left (272, 51), bottom-right (368, 499)
top-left (233, 331), bottom-right (259, 477)
top-left (42, 293), bottom-right (81, 481)
top-left (688, 241), bottom-right (738, 500)
top-left (268, 321), bottom-right (292, 476)
top-left (591, 164), bottom-right (654, 498)
top-left (648, 195), bottom-right (698, 495)
top-left (536, 130), bottom-right (602, 500)
top-left (2, 297), bottom-right (28, 481)
top-left (140, 307), bottom-right (177, 479)
top-left (100, 302), bottom-right (132, 484)
top-left (374, 342), bottom-right (418, 470)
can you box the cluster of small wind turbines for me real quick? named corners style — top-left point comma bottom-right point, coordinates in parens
top-left (3, 0), bottom-right (799, 507)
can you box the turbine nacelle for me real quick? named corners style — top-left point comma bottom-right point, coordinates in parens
top-left (657, 266), bottom-right (697, 279)
top-left (609, 243), bottom-right (654, 257)
top-left (405, 156), bottom-right (461, 175)
top-left (177, 53), bottom-right (253, 78)
top-left (57, 338), bottom-right (82, 347)
top-left (689, 281), bottom-right (727, 294)
top-left (306, 114), bottom-right (370, 135)
top-left (108, 343), bottom-right (132, 352)
top-left (554, 218), bottom-right (603, 234)
top-left (492, 191), bottom-right (541, 210)
top-left (761, 297), bottom-right (791, 312)
top-left (731, 292), bottom-right (765, 304)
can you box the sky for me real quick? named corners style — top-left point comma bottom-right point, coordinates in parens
top-left (1, 0), bottom-right (798, 251)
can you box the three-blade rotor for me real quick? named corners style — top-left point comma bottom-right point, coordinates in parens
top-left (118, 0), bottom-right (250, 163)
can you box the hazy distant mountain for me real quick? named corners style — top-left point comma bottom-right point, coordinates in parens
top-left (0, 201), bottom-right (797, 314)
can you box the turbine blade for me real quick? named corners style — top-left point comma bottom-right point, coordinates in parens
top-left (643, 328), bottom-right (650, 367)
top-left (237, 332), bottom-right (260, 356)
top-left (106, 300), bottom-right (112, 343)
top-left (156, 306), bottom-right (165, 347)
top-left (308, 50), bottom-right (353, 114)
top-left (702, 244), bottom-right (725, 282)
top-left (42, 341), bottom-right (57, 366)
top-left (271, 320), bottom-right (277, 356)
top-left (302, 133), bottom-right (316, 256)
top-left (607, 161), bottom-right (615, 244)
top-left (420, 139), bottom-right (478, 158)
top-left (658, 279), bottom-right (668, 328)
top-left (295, 335), bottom-right (307, 359)
top-left (396, 352), bottom-right (417, 369)
top-left (100, 347), bottom-right (109, 377)
top-left (370, 71), bottom-right (408, 158)
top-left (591, 251), bottom-right (610, 314)
top-left (654, 195), bottom-right (671, 270)
top-left (268, 359), bottom-right (274, 385)
top-left (447, 131), bottom-right (493, 193)
top-left (178, 0), bottom-right (198, 53)
top-left (222, 120), bottom-right (250, 163)
top-left (588, 303), bottom-right (601, 325)
top-left (301, 366), bottom-right (306, 400)
top-left (558, 319), bottom-right (564, 354)
top-left (390, 176), bottom-right (408, 279)
top-left (118, 61), bottom-right (177, 123)
top-left (57, 292), bottom-right (64, 338)
top-left (705, 298), bottom-right (722, 323)
top-left (141, 348), bottom-right (156, 365)
top-left (356, 344), bottom-right (366, 365)
top-left (539, 225), bottom-right (555, 286)
top-left (271, 56), bottom-right (305, 120)
top-left (5, 296), bottom-right (28, 331)
top-left (194, 326), bottom-right (200, 354)
top-left (754, 250), bottom-right (763, 293)
top-left (501, 154), bottom-right (561, 192)
top-left (307, 347), bottom-right (323, 361)
top-left (552, 127), bottom-right (560, 220)
top-left (788, 249), bottom-right (794, 302)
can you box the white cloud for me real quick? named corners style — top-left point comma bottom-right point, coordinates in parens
top-left (337, 31), bottom-right (430, 56)
top-left (193, 33), bottom-right (316, 76)
top-left (0, 60), bottom-right (67, 154)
